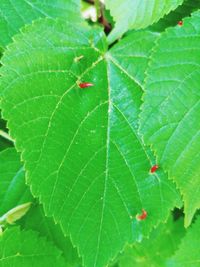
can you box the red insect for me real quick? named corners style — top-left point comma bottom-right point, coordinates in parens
top-left (136, 209), bottom-right (147, 221)
top-left (79, 82), bottom-right (94, 89)
top-left (150, 164), bottom-right (159, 173)
top-left (178, 20), bottom-right (183, 26)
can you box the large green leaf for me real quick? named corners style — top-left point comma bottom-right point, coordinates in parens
top-left (106, 0), bottom-right (184, 44)
top-left (114, 215), bottom-right (185, 267)
top-left (168, 215), bottom-right (200, 267)
top-left (0, 19), bottom-right (181, 267)
top-left (140, 11), bottom-right (200, 227)
top-left (0, 0), bottom-right (82, 49)
top-left (0, 227), bottom-right (65, 267)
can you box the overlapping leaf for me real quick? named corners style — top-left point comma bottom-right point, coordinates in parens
top-left (0, 19), bottom-right (181, 267)
top-left (168, 215), bottom-right (200, 267)
top-left (106, 0), bottom-right (184, 44)
top-left (0, 148), bottom-right (32, 214)
top-left (149, 0), bottom-right (200, 32)
top-left (0, 0), bottom-right (82, 49)
top-left (21, 205), bottom-right (81, 267)
top-left (0, 227), bottom-right (65, 267)
top-left (114, 216), bottom-right (185, 267)
top-left (0, 147), bottom-right (80, 266)
top-left (140, 11), bottom-right (200, 227)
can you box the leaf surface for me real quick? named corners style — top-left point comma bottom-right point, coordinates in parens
top-left (168, 215), bottom-right (200, 267)
top-left (149, 0), bottom-right (200, 32)
top-left (0, 147), bottom-right (80, 266)
top-left (0, 227), bottom-right (65, 267)
top-left (0, 0), bottom-right (82, 49)
top-left (0, 148), bottom-right (32, 215)
top-left (0, 20), bottom-right (181, 267)
top-left (106, 0), bottom-right (184, 44)
top-left (140, 11), bottom-right (200, 227)
top-left (21, 205), bottom-right (81, 267)
top-left (115, 216), bottom-right (185, 267)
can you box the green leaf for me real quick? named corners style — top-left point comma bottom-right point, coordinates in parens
top-left (0, 19), bottom-right (181, 267)
top-left (0, 147), bottom-right (80, 266)
top-left (0, 0), bottom-right (82, 49)
top-left (108, 30), bottom-right (160, 88)
top-left (21, 205), bottom-right (81, 267)
top-left (106, 0), bottom-right (184, 44)
top-left (114, 215), bottom-right (185, 267)
top-left (0, 202), bottom-right (31, 226)
top-left (140, 10), bottom-right (200, 227)
top-left (0, 148), bottom-right (32, 215)
top-left (0, 227), bottom-right (65, 267)
top-left (149, 0), bottom-right (200, 32)
top-left (168, 215), bottom-right (200, 267)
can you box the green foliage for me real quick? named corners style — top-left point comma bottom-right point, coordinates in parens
top-left (0, 147), bottom-right (80, 266)
top-left (21, 204), bottom-right (81, 267)
top-left (0, 227), bottom-right (66, 267)
top-left (149, 0), bottom-right (200, 32)
top-left (0, 148), bottom-right (32, 214)
top-left (140, 10), bottom-right (200, 227)
top-left (168, 215), bottom-right (200, 267)
top-left (0, 0), bottom-right (82, 49)
top-left (0, 1), bottom-right (199, 267)
top-left (106, 0), bottom-right (184, 43)
top-left (0, 19), bottom-right (181, 266)
top-left (0, 202), bottom-right (31, 226)
top-left (114, 215), bottom-right (185, 267)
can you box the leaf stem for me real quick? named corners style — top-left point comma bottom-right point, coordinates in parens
top-left (0, 130), bottom-right (14, 142)
top-left (83, 0), bottom-right (94, 4)
top-left (94, 0), bottom-right (101, 18)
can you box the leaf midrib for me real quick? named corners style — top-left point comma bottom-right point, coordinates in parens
top-left (93, 57), bottom-right (111, 267)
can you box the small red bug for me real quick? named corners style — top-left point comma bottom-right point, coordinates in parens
top-left (79, 82), bottom-right (94, 89)
top-left (150, 164), bottom-right (159, 173)
top-left (136, 209), bottom-right (147, 221)
top-left (178, 20), bottom-right (183, 26)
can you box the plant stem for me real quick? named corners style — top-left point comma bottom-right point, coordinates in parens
top-left (94, 0), bottom-right (101, 18)
top-left (0, 130), bottom-right (14, 142)
top-left (83, 0), bottom-right (94, 4)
